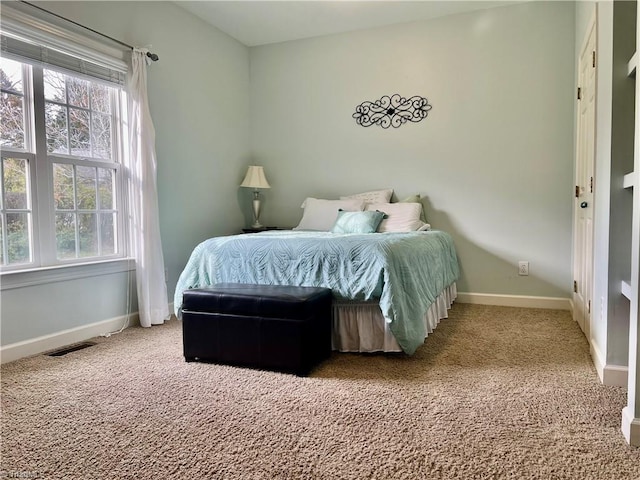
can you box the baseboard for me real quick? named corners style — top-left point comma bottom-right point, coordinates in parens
top-left (590, 340), bottom-right (628, 386)
top-left (1, 302), bottom-right (176, 364)
top-left (456, 292), bottom-right (571, 310)
top-left (622, 406), bottom-right (640, 447)
top-left (0, 312), bottom-right (140, 365)
top-left (604, 365), bottom-right (629, 387)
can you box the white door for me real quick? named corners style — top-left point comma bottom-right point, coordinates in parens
top-left (573, 13), bottom-right (597, 337)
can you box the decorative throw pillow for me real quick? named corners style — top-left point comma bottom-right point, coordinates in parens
top-left (331, 210), bottom-right (386, 234)
top-left (366, 202), bottom-right (425, 232)
top-left (294, 198), bottom-right (366, 231)
top-left (340, 188), bottom-right (393, 205)
top-left (399, 194), bottom-right (428, 223)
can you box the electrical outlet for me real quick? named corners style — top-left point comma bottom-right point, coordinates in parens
top-left (518, 261), bottom-right (529, 276)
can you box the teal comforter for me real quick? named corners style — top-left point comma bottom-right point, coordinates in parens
top-left (174, 230), bottom-right (459, 354)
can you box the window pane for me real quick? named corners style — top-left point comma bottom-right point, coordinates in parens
top-left (100, 213), bottom-right (116, 255)
top-left (91, 112), bottom-right (112, 159)
top-left (77, 166), bottom-right (96, 210)
top-left (53, 163), bottom-right (75, 210)
top-left (3, 158), bottom-right (28, 209)
top-left (0, 58), bottom-right (23, 94)
top-left (45, 103), bottom-right (68, 153)
top-left (6, 212), bottom-right (30, 264)
top-left (98, 168), bottom-right (114, 209)
top-left (44, 69), bottom-right (66, 102)
top-left (67, 77), bottom-right (89, 108)
top-left (0, 92), bottom-right (25, 149)
top-left (56, 212), bottom-right (76, 259)
top-left (91, 83), bottom-right (110, 114)
top-left (69, 108), bottom-right (90, 156)
top-left (78, 213), bottom-right (97, 257)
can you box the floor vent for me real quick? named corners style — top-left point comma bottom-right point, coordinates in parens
top-left (45, 342), bottom-right (97, 357)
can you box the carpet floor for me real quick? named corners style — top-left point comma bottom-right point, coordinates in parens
top-left (2, 303), bottom-right (639, 479)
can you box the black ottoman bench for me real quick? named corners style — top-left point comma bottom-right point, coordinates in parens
top-left (181, 283), bottom-right (332, 375)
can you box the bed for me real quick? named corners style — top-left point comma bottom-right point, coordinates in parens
top-left (173, 229), bottom-right (459, 355)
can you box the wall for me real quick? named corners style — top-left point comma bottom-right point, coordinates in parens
top-left (250, 1), bottom-right (576, 298)
top-left (0, 1), bottom-right (578, 353)
top-left (608, 0), bottom-right (636, 366)
top-left (0, 1), bottom-right (250, 347)
top-left (586, 0), bottom-right (636, 381)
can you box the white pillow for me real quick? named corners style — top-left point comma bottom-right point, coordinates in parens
top-left (340, 188), bottom-right (393, 205)
top-left (294, 198), bottom-right (366, 231)
top-left (399, 194), bottom-right (428, 223)
top-left (366, 202), bottom-right (425, 232)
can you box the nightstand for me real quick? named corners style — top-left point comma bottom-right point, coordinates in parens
top-left (241, 227), bottom-right (288, 234)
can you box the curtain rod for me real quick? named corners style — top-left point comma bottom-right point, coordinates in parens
top-left (20, 1), bottom-right (159, 62)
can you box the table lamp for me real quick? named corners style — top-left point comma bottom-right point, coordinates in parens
top-left (240, 166), bottom-right (271, 229)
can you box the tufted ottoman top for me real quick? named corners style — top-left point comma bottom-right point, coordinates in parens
top-left (181, 283), bottom-right (333, 320)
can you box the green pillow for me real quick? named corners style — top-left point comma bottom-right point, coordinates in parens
top-left (400, 194), bottom-right (428, 223)
top-left (331, 210), bottom-right (386, 234)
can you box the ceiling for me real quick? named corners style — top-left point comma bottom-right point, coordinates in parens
top-left (175, 1), bottom-right (520, 47)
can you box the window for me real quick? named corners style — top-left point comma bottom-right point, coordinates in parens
top-left (0, 57), bottom-right (125, 270)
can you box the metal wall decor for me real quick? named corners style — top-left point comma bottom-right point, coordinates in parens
top-left (352, 94), bottom-right (432, 129)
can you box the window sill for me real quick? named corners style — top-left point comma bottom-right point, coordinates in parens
top-left (0, 258), bottom-right (135, 291)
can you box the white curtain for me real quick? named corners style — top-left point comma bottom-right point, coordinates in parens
top-left (127, 48), bottom-right (170, 327)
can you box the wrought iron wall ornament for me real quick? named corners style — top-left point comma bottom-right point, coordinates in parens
top-left (352, 94), bottom-right (432, 129)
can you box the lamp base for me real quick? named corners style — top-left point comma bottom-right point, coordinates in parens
top-left (251, 190), bottom-right (263, 229)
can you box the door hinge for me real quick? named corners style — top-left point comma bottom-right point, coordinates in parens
top-left (590, 176), bottom-right (593, 193)
top-left (588, 300), bottom-right (591, 314)
top-left (577, 87), bottom-right (581, 100)
top-left (573, 280), bottom-right (578, 293)
top-left (592, 50), bottom-right (596, 68)
top-left (575, 185), bottom-right (580, 198)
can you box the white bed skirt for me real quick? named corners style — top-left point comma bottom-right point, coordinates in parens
top-left (331, 283), bottom-right (457, 353)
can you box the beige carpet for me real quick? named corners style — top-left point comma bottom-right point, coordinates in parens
top-left (2, 304), bottom-right (639, 480)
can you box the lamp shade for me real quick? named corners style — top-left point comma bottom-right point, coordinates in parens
top-left (240, 166), bottom-right (271, 189)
